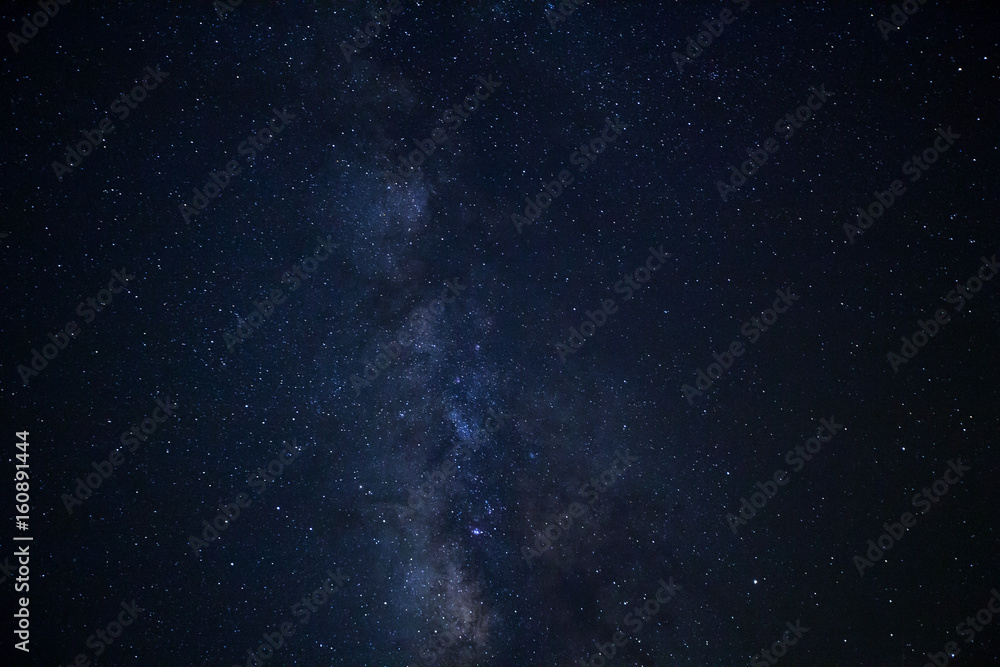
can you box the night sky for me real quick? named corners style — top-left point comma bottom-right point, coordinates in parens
top-left (3, 1), bottom-right (1000, 666)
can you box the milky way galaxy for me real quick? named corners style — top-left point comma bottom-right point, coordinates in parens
top-left (4, 2), bottom-right (1000, 666)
